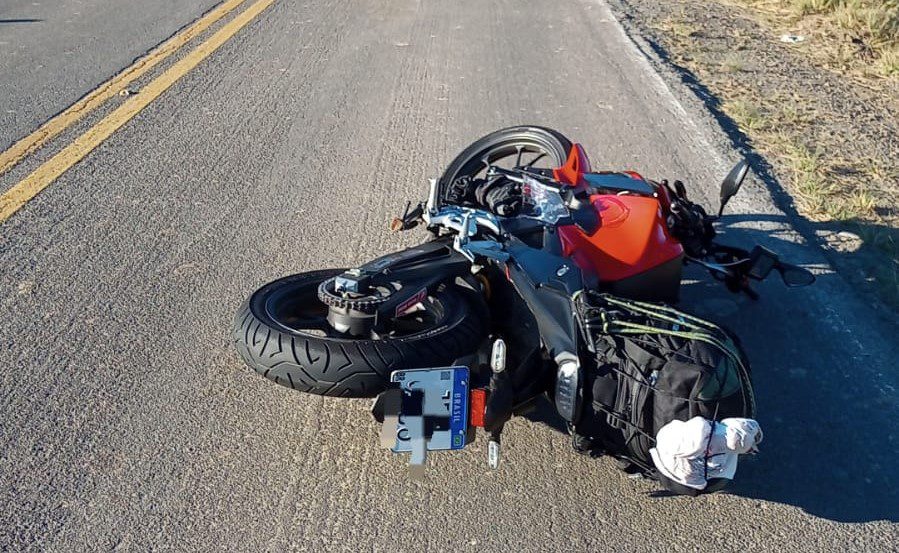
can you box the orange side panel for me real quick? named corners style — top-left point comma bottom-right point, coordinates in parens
top-left (553, 144), bottom-right (592, 188)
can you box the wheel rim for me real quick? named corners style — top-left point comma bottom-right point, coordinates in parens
top-left (467, 142), bottom-right (561, 179)
top-left (443, 136), bottom-right (569, 186)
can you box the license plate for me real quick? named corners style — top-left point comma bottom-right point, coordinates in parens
top-left (388, 366), bottom-right (470, 452)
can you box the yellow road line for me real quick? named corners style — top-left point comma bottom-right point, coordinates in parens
top-left (0, 0), bottom-right (247, 177)
top-left (0, 0), bottom-right (276, 224)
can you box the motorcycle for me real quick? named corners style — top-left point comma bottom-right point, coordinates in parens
top-left (233, 126), bottom-right (813, 474)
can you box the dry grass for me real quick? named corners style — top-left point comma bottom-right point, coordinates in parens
top-left (802, 0), bottom-right (898, 44)
top-left (713, 94), bottom-right (878, 222)
top-left (740, 0), bottom-right (899, 78)
top-left (811, 0), bottom-right (899, 77)
top-left (721, 52), bottom-right (749, 72)
top-left (789, 0), bottom-right (898, 44)
top-left (720, 2), bottom-right (895, 221)
top-left (723, 98), bottom-right (767, 131)
top-left (781, 142), bottom-right (839, 217)
top-left (764, 137), bottom-right (878, 221)
top-left (875, 46), bottom-right (899, 74)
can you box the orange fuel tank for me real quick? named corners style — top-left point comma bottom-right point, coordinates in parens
top-left (552, 144), bottom-right (684, 300)
top-left (558, 193), bottom-right (684, 282)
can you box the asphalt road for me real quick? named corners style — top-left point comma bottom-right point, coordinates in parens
top-left (0, 0), bottom-right (218, 151)
top-left (1, 0), bottom-right (897, 550)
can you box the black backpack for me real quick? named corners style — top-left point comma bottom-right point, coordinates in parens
top-left (572, 293), bottom-right (756, 495)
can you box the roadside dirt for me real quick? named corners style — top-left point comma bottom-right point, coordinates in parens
top-left (608, 0), bottom-right (899, 309)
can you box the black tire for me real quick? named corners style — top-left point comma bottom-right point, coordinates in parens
top-left (232, 269), bottom-right (488, 397)
top-left (438, 125), bottom-right (573, 197)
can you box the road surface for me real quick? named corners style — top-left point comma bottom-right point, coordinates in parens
top-left (1, 0), bottom-right (897, 550)
top-left (0, 0), bottom-right (219, 151)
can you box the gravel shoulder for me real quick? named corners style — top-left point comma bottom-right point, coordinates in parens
top-left (607, 0), bottom-right (899, 311)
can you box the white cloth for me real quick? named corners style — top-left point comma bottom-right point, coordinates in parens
top-left (649, 417), bottom-right (762, 490)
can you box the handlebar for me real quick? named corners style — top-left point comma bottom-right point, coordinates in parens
top-left (418, 170), bottom-right (815, 298)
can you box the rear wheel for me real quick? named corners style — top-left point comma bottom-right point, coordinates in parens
top-left (232, 269), bottom-right (488, 397)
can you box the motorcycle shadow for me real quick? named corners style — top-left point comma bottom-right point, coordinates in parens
top-left (524, 216), bottom-right (898, 523)
top-left (678, 218), bottom-right (897, 523)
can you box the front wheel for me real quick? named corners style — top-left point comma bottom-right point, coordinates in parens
top-left (438, 125), bottom-right (573, 201)
top-left (232, 269), bottom-right (488, 397)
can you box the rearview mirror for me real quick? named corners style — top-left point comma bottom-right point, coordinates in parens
top-left (778, 263), bottom-right (816, 287)
top-left (718, 160), bottom-right (749, 217)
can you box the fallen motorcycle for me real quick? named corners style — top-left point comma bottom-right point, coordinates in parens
top-left (233, 126), bottom-right (813, 494)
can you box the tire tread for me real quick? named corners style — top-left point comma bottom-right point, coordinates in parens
top-left (232, 270), bottom-right (487, 397)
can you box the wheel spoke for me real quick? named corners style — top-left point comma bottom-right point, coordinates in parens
top-left (524, 152), bottom-right (547, 168)
top-left (441, 130), bottom-right (569, 192)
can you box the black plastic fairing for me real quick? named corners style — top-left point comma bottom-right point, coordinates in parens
top-left (504, 237), bottom-right (583, 359)
top-left (603, 254), bottom-right (683, 303)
